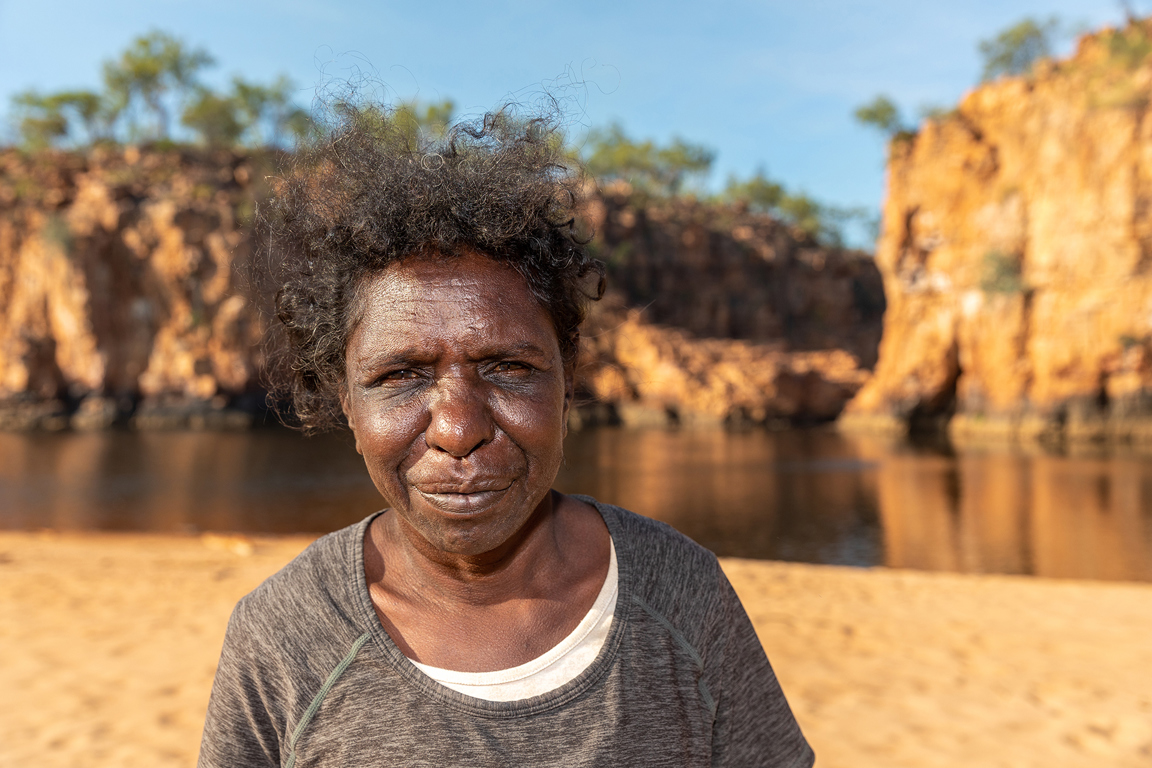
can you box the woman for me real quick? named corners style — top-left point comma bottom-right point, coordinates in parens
top-left (198, 107), bottom-right (814, 767)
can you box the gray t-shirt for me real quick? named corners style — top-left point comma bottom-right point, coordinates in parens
top-left (198, 497), bottom-right (814, 767)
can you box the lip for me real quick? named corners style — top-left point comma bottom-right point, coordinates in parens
top-left (413, 483), bottom-right (512, 515)
top-left (413, 478), bottom-right (512, 494)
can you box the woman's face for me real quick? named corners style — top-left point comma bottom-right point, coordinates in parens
top-left (341, 251), bottom-right (573, 558)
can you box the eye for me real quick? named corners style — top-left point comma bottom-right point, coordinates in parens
top-left (385, 369), bottom-right (420, 380)
top-left (371, 369), bottom-right (421, 386)
top-left (492, 361), bottom-right (528, 373)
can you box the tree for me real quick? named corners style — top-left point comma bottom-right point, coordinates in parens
top-left (102, 30), bottom-right (214, 140)
top-left (978, 17), bottom-right (1060, 81)
top-left (10, 89), bottom-right (109, 148)
top-left (723, 169), bottom-right (784, 211)
top-left (231, 76), bottom-right (313, 146)
top-left (583, 123), bottom-right (714, 197)
top-left (321, 98), bottom-right (455, 151)
top-left (228, 76), bottom-right (314, 147)
top-left (53, 91), bottom-right (109, 142)
top-left (853, 95), bottom-right (909, 137)
top-left (392, 98), bottom-right (455, 144)
top-left (182, 89), bottom-right (244, 148)
top-left (182, 76), bottom-right (317, 149)
top-left (7, 29), bottom-right (313, 150)
top-left (10, 91), bottom-right (68, 149)
top-left (723, 168), bottom-right (863, 246)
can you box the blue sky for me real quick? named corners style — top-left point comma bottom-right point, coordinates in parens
top-left (0, 0), bottom-right (1128, 246)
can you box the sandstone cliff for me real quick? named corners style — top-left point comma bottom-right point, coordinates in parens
top-left (0, 146), bottom-right (269, 429)
top-left (0, 148), bottom-right (882, 430)
top-left (842, 20), bottom-right (1152, 444)
top-left (579, 188), bottom-right (880, 427)
top-left (587, 187), bottom-right (884, 367)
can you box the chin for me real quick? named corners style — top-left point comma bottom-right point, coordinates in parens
top-left (428, 526), bottom-right (517, 557)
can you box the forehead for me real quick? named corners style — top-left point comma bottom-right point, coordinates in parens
top-left (348, 253), bottom-right (557, 351)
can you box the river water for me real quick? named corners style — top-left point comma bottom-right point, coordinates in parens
top-left (1, 426), bottom-right (1150, 582)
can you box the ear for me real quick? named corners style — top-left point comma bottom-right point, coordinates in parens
top-left (340, 391), bottom-right (363, 455)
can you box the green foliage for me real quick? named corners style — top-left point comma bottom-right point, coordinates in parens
top-left (43, 214), bottom-right (73, 255)
top-left (182, 90), bottom-right (244, 148)
top-left (11, 89), bottom-right (109, 148)
top-left (580, 124), bottom-right (861, 246)
top-left (853, 95), bottom-right (909, 137)
top-left (583, 123), bottom-right (715, 197)
top-left (724, 170), bottom-right (785, 210)
top-left (978, 17), bottom-right (1060, 81)
top-left (182, 76), bottom-right (314, 148)
top-left (102, 30), bottom-right (214, 140)
top-left (323, 99), bottom-right (450, 147)
top-left (11, 92), bottom-right (68, 149)
top-left (722, 168), bottom-right (867, 246)
top-left (1119, 333), bottom-right (1145, 350)
top-left (1102, 22), bottom-right (1152, 70)
top-left (980, 250), bottom-right (1026, 293)
top-left (8, 29), bottom-right (308, 150)
top-left (230, 76), bottom-right (314, 146)
top-left (392, 98), bottom-right (455, 144)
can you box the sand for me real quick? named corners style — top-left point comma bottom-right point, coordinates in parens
top-left (1, 530), bottom-right (1149, 768)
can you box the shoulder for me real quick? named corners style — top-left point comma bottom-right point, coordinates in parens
top-left (579, 496), bottom-right (727, 628)
top-left (584, 497), bottom-right (721, 584)
top-left (200, 517), bottom-right (382, 767)
top-left (223, 516), bottom-right (375, 672)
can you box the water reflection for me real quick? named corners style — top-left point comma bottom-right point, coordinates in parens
top-left (554, 428), bottom-right (882, 566)
top-left (0, 430), bottom-right (380, 534)
top-left (1, 427), bottom-right (1150, 582)
top-left (851, 437), bottom-right (1152, 582)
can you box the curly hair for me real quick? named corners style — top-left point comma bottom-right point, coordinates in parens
top-left (267, 105), bottom-right (605, 433)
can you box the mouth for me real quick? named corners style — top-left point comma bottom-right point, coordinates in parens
top-left (412, 481), bottom-right (513, 515)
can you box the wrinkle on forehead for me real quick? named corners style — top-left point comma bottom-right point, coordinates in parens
top-left (343, 253), bottom-right (558, 368)
top-left (345, 253), bottom-right (528, 336)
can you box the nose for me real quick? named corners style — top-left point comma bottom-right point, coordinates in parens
top-left (424, 373), bottom-right (495, 458)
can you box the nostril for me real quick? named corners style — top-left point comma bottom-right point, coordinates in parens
top-left (429, 423), bottom-right (489, 458)
top-left (425, 396), bottom-right (495, 458)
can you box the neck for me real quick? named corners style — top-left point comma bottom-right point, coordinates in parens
top-left (378, 490), bottom-right (568, 606)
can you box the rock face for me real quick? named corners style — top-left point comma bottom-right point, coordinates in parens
top-left (575, 187), bottom-right (884, 428)
top-left (588, 187), bottom-right (884, 368)
top-left (0, 147), bottom-right (269, 429)
top-left (577, 300), bottom-right (869, 428)
top-left (842, 21), bottom-right (1152, 444)
top-left (0, 149), bottom-right (883, 430)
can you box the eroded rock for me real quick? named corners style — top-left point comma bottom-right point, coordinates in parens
top-left (0, 148), bottom-right (882, 430)
top-left (841, 20), bottom-right (1152, 444)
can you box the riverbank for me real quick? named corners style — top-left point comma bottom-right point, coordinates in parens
top-left (1, 531), bottom-right (1149, 767)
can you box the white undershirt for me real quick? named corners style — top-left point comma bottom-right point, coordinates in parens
top-left (410, 540), bottom-right (618, 702)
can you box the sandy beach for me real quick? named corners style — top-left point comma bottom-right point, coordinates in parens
top-left (1, 530), bottom-right (1149, 768)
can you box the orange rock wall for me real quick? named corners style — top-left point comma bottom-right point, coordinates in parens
top-left (588, 189), bottom-right (884, 367)
top-left (843, 22), bottom-right (1152, 443)
top-left (578, 304), bottom-right (869, 427)
top-left (0, 147), bottom-right (269, 429)
top-left (0, 149), bottom-right (883, 429)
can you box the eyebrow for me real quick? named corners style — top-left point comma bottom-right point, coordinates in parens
top-left (354, 342), bottom-right (551, 368)
top-left (481, 342), bottom-right (550, 360)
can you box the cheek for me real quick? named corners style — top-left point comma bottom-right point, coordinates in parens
top-left (492, 385), bottom-right (568, 458)
top-left (354, 400), bottom-right (429, 474)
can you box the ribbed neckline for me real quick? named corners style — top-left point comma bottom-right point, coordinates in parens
top-left (410, 538), bottom-right (617, 687)
top-left (347, 496), bottom-right (632, 718)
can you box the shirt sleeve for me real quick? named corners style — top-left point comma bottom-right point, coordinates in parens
top-left (197, 602), bottom-right (285, 768)
top-left (709, 571), bottom-right (815, 768)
